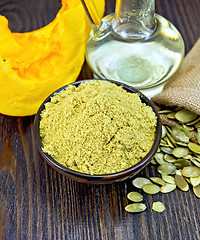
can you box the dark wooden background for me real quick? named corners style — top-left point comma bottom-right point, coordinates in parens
top-left (0, 0), bottom-right (200, 239)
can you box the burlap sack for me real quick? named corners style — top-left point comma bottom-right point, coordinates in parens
top-left (151, 39), bottom-right (200, 115)
top-left (151, 39), bottom-right (200, 142)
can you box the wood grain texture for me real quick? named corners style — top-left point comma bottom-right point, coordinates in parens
top-left (0, 0), bottom-right (200, 239)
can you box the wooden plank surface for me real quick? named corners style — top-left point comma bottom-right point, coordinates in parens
top-left (0, 0), bottom-right (200, 239)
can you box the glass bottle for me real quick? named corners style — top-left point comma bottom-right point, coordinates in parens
top-left (81, 0), bottom-right (185, 97)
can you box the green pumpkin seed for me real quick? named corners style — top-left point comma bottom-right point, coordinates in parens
top-left (196, 132), bottom-right (200, 144)
top-left (194, 156), bottom-right (200, 162)
top-left (160, 147), bottom-right (173, 154)
top-left (143, 184), bottom-right (160, 194)
top-left (190, 158), bottom-right (200, 168)
top-left (125, 203), bottom-right (147, 213)
top-left (160, 140), bottom-right (169, 147)
top-left (160, 184), bottom-right (176, 193)
top-left (151, 158), bottom-right (157, 165)
top-left (193, 184), bottom-right (200, 198)
top-left (175, 109), bottom-right (198, 123)
top-left (159, 110), bottom-right (172, 114)
top-left (152, 201), bottom-right (165, 212)
top-left (183, 154), bottom-right (192, 159)
top-left (161, 125), bottom-right (167, 138)
top-left (166, 135), bottom-right (176, 148)
top-left (194, 153), bottom-right (200, 159)
top-left (164, 154), bottom-right (176, 163)
top-left (175, 170), bottom-right (189, 191)
top-left (185, 177), bottom-right (191, 184)
top-left (157, 147), bottom-right (161, 153)
top-left (172, 147), bottom-right (189, 158)
top-left (154, 152), bottom-right (166, 165)
top-left (150, 177), bottom-right (166, 186)
top-left (188, 142), bottom-right (200, 154)
top-left (176, 142), bottom-right (188, 147)
top-left (174, 159), bottom-right (191, 169)
top-left (182, 166), bottom-right (200, 178)
top-left (132, 177), bottom-right (152, 189)
top-left (183, 125), bottom-right (194, 132)
top-left (127, 192), bottom-right (143, 202)
top-left (186, 116), bottom-right (200, 126)
top-left (161, 174), bottom-right (175, 184)
top-left (165, 126), bottom-right (172, 133)
top-left (167, 112), bottom-right (176, 119)
top-left (157, 164), bottom-right (176, 175)
top-left (190, 176), bottom-right (200, 187)
top-left (171, 127), bottom-right (189, 143)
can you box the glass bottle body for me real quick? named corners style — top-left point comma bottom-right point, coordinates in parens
top-left (86, 13), bottom-right (184, 91)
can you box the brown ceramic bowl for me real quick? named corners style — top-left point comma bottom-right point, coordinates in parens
top-left (34, 79), bottom-right (161, 184)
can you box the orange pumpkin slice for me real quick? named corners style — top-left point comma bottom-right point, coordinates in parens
top-left (0, 0), bottom-right (105, 116)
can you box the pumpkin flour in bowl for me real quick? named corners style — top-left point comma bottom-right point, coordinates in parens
top-left (39, 80), bottom-right (157, 175)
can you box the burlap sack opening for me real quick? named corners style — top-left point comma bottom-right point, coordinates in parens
top-left (151, 39), bottom-right (200, 142)
top-left (152, 38), bottom-right (200, 115)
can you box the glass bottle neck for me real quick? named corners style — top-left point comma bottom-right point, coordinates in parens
top-left (112, 0), bottom-right (156, 40)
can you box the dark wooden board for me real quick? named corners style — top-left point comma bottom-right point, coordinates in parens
top-left (0, 0), bottom-right (200, 239)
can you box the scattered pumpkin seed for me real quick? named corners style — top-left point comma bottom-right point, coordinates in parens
top-left (160, 184), bottom-right (176, 193)
top-left (193, 184), bottom-right (200, 198)
top-left (154, 152), bottom-right (166, 165)
top-left (165, 126), bottom-right (172, 133)
top-left (190, 158), bottom-right (200, 168)
top-left (125, 203), bottom-right (147, 213)
top-left (175, 170), bottom-right (189, 191)
top-left (150, 177), bottom-right (165, 186)
top-left (160, 147), bottom-right (173, 154)
top-left (166, 134), bottom-right (176, 148)
top-left (151, 158), bottom-right (157, 165)
top-left (161, 125), bottom-right (167, 138)
top-left (185, 177), bottom-right (191, 184)
top-left (181, 126), bottom-right (191, 137)
top-left (172, 147), bottom-right (189, 158)
top-left (157, 164), bottom-right (176, 175)
top-left (186, 116), bottom-right (200, 126)
top-left (164, 154), bottom-right (176, 163)
top-left (183, 154), bottom-right (192, 160)
top-left (127, 192), bottom-right (143, 202)
top-left (152, 201), bottom-right (165, 212)
top-left (175, 109), bottom-right (197, 123)
top-left (161, 174), bottom-right (175, 184)
top-left (190, 176), bottom-right (200, 187)
top-left (167, 112), bottom-right (176, 119)
top-left (171, 127), bottom-right (189, 143)
top-left (194, 153), bottom-right (200, 159)
top-left (158, 110), bottom-right (172, 114)
top-left (188, 142), bottom-right (200, 154)
top-left (194, 156), bottom-right (200, 162)
top-left (160, 140), bottom-right (169, 147)
top-left (176, 142), bottom-right (188, 147)
top-left (196, 132), bottom-right (200, 144)
top-left (132, 177), bottom-right (152, 189)
top-left (174, 159), bottom-right (191, 169)
top-left (143, 184), bottom-right (160, 194)
top-left (183, 124), bottom-right (194, 134)
top-left (157, 147), bottom-right (161, 153)
top-left (182, 166), bottom-right (200, 178)
top-left (183, 125), bottom-right (194, 132)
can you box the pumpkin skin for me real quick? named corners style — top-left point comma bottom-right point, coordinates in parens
top-left (0, 0), bottom-right (105, 116)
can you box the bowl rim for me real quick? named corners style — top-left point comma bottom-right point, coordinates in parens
top-left (34, 79), bottom-right (162, 183)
